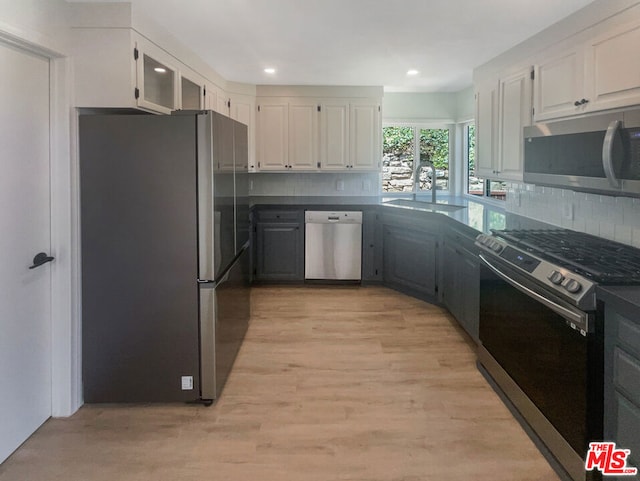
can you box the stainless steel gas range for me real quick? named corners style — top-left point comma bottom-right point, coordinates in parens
top-left (476, 229), bottom-right (640, 481)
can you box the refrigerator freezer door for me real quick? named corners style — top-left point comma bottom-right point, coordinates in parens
top-left (199, 285), bottom-right (216, 400)
top-left (212, 246), bottom-right (251, 398)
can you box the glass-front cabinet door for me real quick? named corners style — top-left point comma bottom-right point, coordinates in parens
top-left (179, 67), bottom-right (205, 110)
top-left (181, 77), bottom-right (201, 110)
top-left (135, 40), bottom-right (178, 114)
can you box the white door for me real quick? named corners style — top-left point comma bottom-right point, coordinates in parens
top-left (0, 41), bottom-right (52, 464)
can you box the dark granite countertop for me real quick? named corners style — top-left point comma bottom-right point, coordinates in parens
top-left (597, 285), bottom-right (640, 319)
top-left (250, 194), bottom-right (640, 310)
top-left (250, 194), bottom-right (554, 235)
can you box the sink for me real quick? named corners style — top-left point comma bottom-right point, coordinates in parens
top-left (383, 199), bottom-right (467, 212)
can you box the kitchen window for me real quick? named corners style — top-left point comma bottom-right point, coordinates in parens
top-left (465, 122), bottom-right (506, 201)
top-left (382, 124), bottom-right (451, 194)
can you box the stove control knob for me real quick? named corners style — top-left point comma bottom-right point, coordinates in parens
top-left (491, 242), bottom-right (503, 253)
top-left (548, 270), bottom-right (565, 285)
top-left (563, 278), bottom-right (582, 294)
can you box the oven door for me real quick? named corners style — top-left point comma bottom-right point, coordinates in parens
top-left (479, 253), bottom-right (603, 481)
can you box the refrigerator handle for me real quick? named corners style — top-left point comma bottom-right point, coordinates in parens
top-left (197, 278), bottom-right (216, 289)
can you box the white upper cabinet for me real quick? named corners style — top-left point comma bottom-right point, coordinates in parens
top-left (474, 80), bottom-right (498, 179)
top-left (533, 46), bottom-right (585, 121)
top-left (71, 26), bottom-right (229, 115)
top-left (585, 19), bottom-right (640, 112)
top-left (179, 67), bottom-right (205, 110)
top-left (229, 93), bottom-right (256, 170)
top-left (475, 69), bottom-right (531, 182)
top-left (289, 100), bottom-right (320, 170)
top-left (320, 101), bottom-right (349, 170)
top-left (349, 101), bottom-right (381, 170)
top-left (257, 102), bottom-right (288, 171)
top-left (497, 68), bottom-right (532, 181)
top-left (531, 18), bottom-right (640, 121)
top-left (217, 92), bottom-right (230, 117)
top-left (136, 43), bottom-right (178, 114)
top-left (255, 95), bottom-right (382, 172)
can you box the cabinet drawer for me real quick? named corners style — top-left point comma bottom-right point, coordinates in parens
top-left (255, 209), bottom-right (302, 222)
top-left (614, 347), bottom-right (640, 406)
top-left (617, 314), bottom-right (640, 361)
top-left (614, 392), bottom-right (640, 472)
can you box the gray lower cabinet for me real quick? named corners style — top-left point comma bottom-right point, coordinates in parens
top-left (604, 306), bottom-right (640, 479)
top-left (254, 209), bottom-right (304, 281)
top-left (383, 223), bottom-right (438, 300)
top-left (441, 231), bottom-right (480, 341)
top-left (362, 210), bottom-right (383, 282)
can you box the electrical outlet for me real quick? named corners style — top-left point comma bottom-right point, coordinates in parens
top-left (249, 180), bottom-right (254, 191)
top-left (336, 180), bottom-right (345, 191)
top-left (362, 180), bottom-right (371, 192)
top-left (181, 375), bottom-right (193, 390)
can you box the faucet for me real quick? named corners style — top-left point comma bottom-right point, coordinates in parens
top-left (416, 159), bottom-right (437, 204)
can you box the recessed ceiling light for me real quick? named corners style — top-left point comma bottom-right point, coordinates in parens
top-left (264, 68), bottom-right (276, 74)
top-left (154, 67), bottom-right (167, 73)
top-left (406, 69), bottom-right (419, 76)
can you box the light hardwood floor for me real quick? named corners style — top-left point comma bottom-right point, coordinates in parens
top-left (0, 286), bottom-right (560, 481)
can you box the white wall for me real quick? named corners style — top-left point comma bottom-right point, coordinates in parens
top-left (455, 87), bottom-right (474, 122)
top-left (382, 92), bottom-right (458, 123)
top-left (0, 0), bottom-right (70, 52)
top-left (250, 172), bottom-right (380, 197)
top-left (506, 183), bottom-right (640, 248)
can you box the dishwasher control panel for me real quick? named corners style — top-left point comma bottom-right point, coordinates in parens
top-left (304, 211), bottom-right (363, 224)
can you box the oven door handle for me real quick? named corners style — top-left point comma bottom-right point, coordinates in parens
top-left (479, 254), bottom-right (589, 333)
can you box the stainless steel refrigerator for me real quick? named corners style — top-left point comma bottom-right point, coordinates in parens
top-left (80, 110), bottom-right (250, 404)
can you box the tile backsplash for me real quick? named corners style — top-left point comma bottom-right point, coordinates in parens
top-left (249, 172), bottom-right (381, 197)
top-left (505, 183), bottom-right (640, 248)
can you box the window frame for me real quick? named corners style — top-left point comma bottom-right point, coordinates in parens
top-left (381, 122), bottom-right (454, 197)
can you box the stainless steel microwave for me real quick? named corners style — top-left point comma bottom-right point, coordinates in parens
top-left (524, 109), bottom-right (640, 197)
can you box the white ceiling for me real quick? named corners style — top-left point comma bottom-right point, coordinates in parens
top-left (72, 0), bottom-right (596, 92)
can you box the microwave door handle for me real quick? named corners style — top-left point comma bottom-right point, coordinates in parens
top-left (479, 254), bottom-right (589, 332)
top-left (603, 120), bottom-right (622, 188)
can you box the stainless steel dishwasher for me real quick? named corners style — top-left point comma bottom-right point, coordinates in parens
top-left (305, 211), bottom-right (362, 281)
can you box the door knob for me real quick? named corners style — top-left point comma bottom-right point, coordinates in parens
top-left (29, 252), bottom-right (54, 269)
